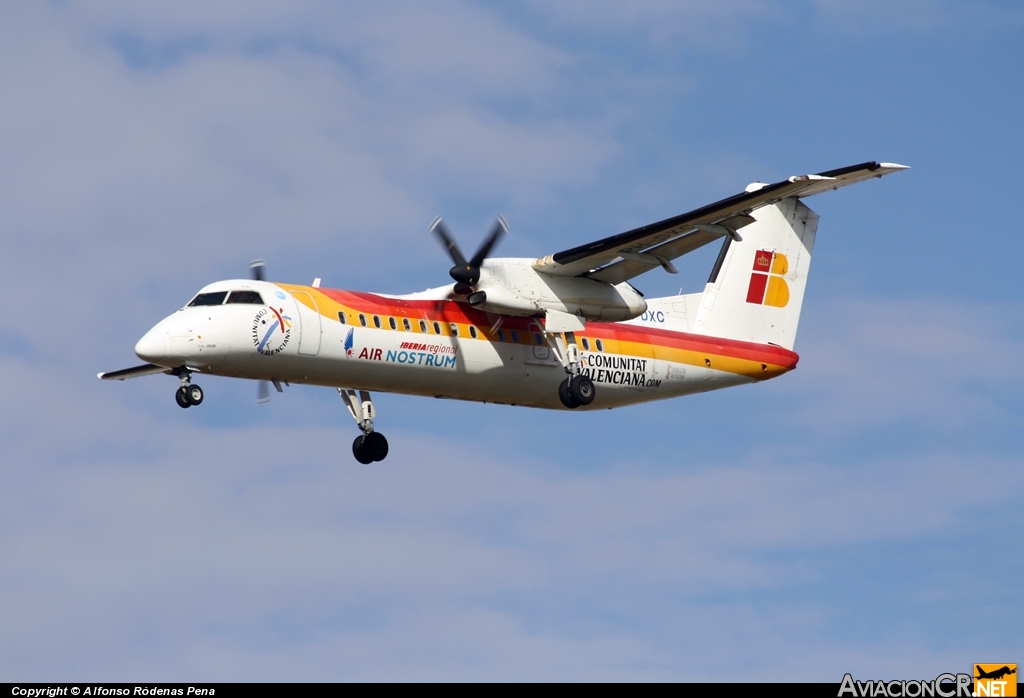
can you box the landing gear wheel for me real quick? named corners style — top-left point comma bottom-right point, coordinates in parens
top-left (185, 384), bottom-right (204, 406)
top-left (352, 435), bottom-right (374, 464)
top-left (569, 375), bottom-right (595, 405)
top-left (364, 432), bottom-right (389, 462)
top-left (558, 378), bottom-right (580, 409)
top-left (352, 432), bottom-right (389, 463)
top-left (175, 387), bottom-right (191, 409)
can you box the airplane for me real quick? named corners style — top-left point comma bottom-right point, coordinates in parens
top-left (100, 160), bottom-right (908, 463)
top-left (975, 666), bottom-right (1016, 681)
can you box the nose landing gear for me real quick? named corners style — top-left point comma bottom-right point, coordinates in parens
top-left (172, 368), bottom-right (204, 408)
top-left (339, 389), bottom-right (389, 463)
top-left (353, 431), bottom-right (389, 464)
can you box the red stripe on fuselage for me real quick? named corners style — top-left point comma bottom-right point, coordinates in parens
top-left (315, 287), bottom-right (799, 369)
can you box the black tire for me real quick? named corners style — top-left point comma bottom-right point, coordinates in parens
top-left (569, 375), bottom-right (595, 405)
top-left (175, 387), bottom-right (191, 409)
top-left (352, 435), bottom-right (374, 464)
top-left (558, 378), bottom-right (579, 409)
top-left (364, 431), bottom-right (389, 462)
top-left (186, 384), bottom-right (204, 406)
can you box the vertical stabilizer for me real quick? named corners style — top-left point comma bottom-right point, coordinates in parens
top-left (692, 197), bottom-right (818, 350)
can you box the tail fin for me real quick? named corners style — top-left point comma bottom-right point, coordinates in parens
top-left (692, 196), bottom-right (818, 350)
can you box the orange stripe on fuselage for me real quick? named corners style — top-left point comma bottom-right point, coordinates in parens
top-left (277, 284), bottom-right (799, 380)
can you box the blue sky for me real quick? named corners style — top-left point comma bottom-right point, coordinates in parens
top-left (1, 0), bottom-right (1022, 681)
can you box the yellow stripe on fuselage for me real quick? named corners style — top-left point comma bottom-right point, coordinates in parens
top-left (276, 284), bottom-right (792, 381)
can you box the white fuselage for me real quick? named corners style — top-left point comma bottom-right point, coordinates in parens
top-left (134, 279), bottom-right (798, 410)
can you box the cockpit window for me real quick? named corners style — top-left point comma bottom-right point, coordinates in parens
top-left (226, 290), bottom-right (264, 305)
top-left (188, 291), bottom-right (228, 307)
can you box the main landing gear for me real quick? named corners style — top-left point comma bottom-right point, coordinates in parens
top-left (172, 368), bottom-right (204, 409)
top-left (339, 389), bottom-right (389, 464)
top-left (545, 330), bottom-right (596, 410)
top-left (558, 374), bottom-right (594, 409)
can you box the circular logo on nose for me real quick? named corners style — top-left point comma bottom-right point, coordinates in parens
top-left (252, 306), bottom-right (292, 355)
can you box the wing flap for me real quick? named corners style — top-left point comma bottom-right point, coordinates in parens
top-left (587, 228), bottom-right (721, 284)
top-left (534, 161), bottom-right (908, 280)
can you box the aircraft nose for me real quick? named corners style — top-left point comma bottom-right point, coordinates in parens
top-left (135, 328), bottom-right (166, 363)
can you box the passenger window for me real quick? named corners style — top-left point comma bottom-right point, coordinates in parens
top-left (450, 323), bottom-right (459, 337)
top-left (433, 321), bottom-right (441, 334)
top-left (389, 317), bottom-right (397, 330)
top-left (338, 312), bottom-right (347, 325)
top-left (469, 326), bottom-right (478, 339)
top-left (534, 333), bottom-right (543, 346)
top-left (596, 339), bottom-right (604, 352)
top-left (225, 290), bottom-right (264, 305)
top-left (497, 329), bottom-right (505, 342)
top-left (403, 318), bottom-right (411, 331)
top-left (188, 291), bottom-right (227, 307)
top-left (511, 330), bottom-right (519, 344)
top-left (373, 315), bottom-right (381, 329)
top-left (419, 320), bottom-right (427, 333)
top-left (581, 337), bottom-right (590, 351)
top-left (359, 314), bottom-right (367, 327)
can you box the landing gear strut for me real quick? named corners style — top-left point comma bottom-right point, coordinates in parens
top-left (543, 329), bottom-right (596, 409)
top-left (172, 368), bottom-right (204, 408)
top-left (339, 389), bottom-right (388, 463)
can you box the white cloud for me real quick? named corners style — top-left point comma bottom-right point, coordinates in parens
top-left (0, 1), bottom-right (623, 370)
top-left (784, 297), bottom-right (1024, 433)
top-left (523, 0), bottom-right (774, 51)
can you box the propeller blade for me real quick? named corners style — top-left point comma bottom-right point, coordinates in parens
top-left (469, 216), bottom-right (507, 268)
top-left (431, 216), bottom-right (507, 287)
top-left (250, 259), bottom-right (265, 282)
top-left (257, 380), bottom-right (270, 404)
top-left (430, 218), bottom-right (468, 267)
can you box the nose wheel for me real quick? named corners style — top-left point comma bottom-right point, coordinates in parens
top-left (339, 389), bottom-right (388, 463)
top-left (353, 431), bottom-right (389, 464)
top-left (172, 368), bottom-right (204, 408)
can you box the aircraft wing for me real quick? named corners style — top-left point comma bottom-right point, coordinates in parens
top-left (98, 363), bottom-right (171, 380)
top-left (532, 161), bottom-right (909, 283)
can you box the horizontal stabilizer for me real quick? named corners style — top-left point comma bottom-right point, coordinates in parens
top-left (98, 363), bottom-right (171, 381)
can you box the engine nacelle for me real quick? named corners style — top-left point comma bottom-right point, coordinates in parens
top-left (466, 285), bottom-right (540, 316)
top-left (470, 260), bottom-right (648, 322)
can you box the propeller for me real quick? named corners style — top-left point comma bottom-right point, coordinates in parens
top-left (250, 259), bottom-right (265, 281)
top-left (430, 216), bottom-right (507, 292)
top-left (251, 259), bottom-right (271, 404)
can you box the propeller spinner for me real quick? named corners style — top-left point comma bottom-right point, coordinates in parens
top-left (431, 216), bottom-right (507, 291)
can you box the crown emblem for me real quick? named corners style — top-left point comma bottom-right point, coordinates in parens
top-left (746, 250), bottom-right (790, 308)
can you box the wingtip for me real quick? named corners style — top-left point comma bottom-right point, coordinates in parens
top-left (880, 162), bottom-right (911, 170)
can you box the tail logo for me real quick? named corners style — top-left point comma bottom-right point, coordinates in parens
top-left (746, 250), bottom-right (790, 308)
